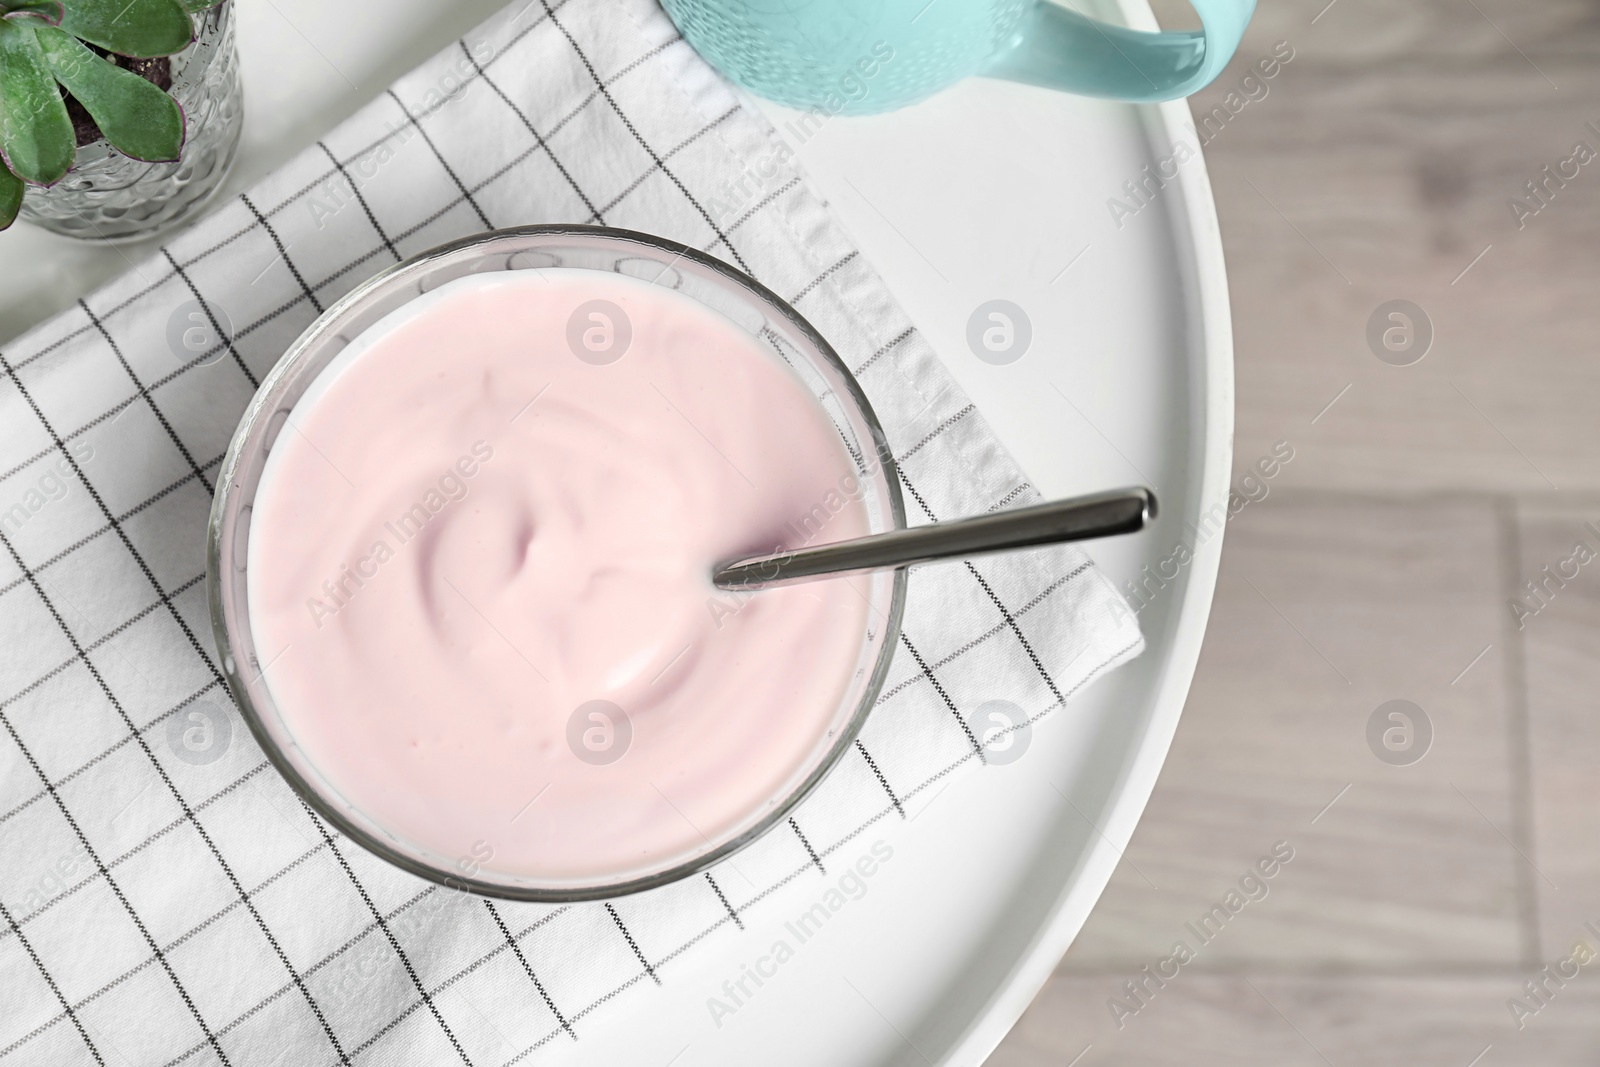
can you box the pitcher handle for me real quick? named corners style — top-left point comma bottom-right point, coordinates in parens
top-left (983, 0), bottom-right (1255, 103)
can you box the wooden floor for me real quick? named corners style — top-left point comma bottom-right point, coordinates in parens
top-left (991, 0), bottom-right (1600, 1062)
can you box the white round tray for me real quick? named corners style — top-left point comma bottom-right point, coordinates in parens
top-left (0, 0), bottom-right (1230, 1060)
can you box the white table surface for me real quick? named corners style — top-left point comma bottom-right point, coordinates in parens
top-left (0, 1), bottom-right (1232, 1063)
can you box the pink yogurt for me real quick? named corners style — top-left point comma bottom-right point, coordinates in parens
top-left (247, 269), bottom-right (873, 886)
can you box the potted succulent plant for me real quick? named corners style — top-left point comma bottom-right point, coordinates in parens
top-left (0, 0), bottom-right (241, 240)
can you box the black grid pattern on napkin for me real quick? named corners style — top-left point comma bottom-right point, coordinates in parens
top-left (0, 0), bottom-right (1142, 1063)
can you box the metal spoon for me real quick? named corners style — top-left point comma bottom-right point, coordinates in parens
top-left (713, 486), bottom-right (1156, 589)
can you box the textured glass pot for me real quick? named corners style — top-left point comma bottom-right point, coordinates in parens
top-left (208, 226), bottom-right (909, 901)
top-left (19, 2), bottom-right (242, 241)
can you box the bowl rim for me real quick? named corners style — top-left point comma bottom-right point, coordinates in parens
top-left (206, 223), bottom-right (909, 902)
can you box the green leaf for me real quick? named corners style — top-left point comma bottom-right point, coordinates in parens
top-left (38, 25), bottom-right (181, 161)
top-left (0, 21), bottom-right (74, 184)
top-left (0, 162), bottom-right (23, 229)
top-left (58, 0), bottom-right (191, 58)
top-left (180, 0), bottom-right (222, 11)
top-left (2, 2), bottom-right (65, 26)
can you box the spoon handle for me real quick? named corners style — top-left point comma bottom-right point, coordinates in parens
top-left (713, 486), bottom-right (1156, 590)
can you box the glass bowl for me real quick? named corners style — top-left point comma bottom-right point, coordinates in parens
top-left (207, 225), bottom-right (906, 901)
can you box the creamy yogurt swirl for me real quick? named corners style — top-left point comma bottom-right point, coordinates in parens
top-left (248, 270), bottom-right (872, 885)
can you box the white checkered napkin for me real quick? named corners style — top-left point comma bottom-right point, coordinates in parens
top-left (0, 0), bottom-right (1144, 1062)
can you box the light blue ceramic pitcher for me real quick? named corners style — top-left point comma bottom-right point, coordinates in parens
top-left (661, 0), bottom-right (1254, 114)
